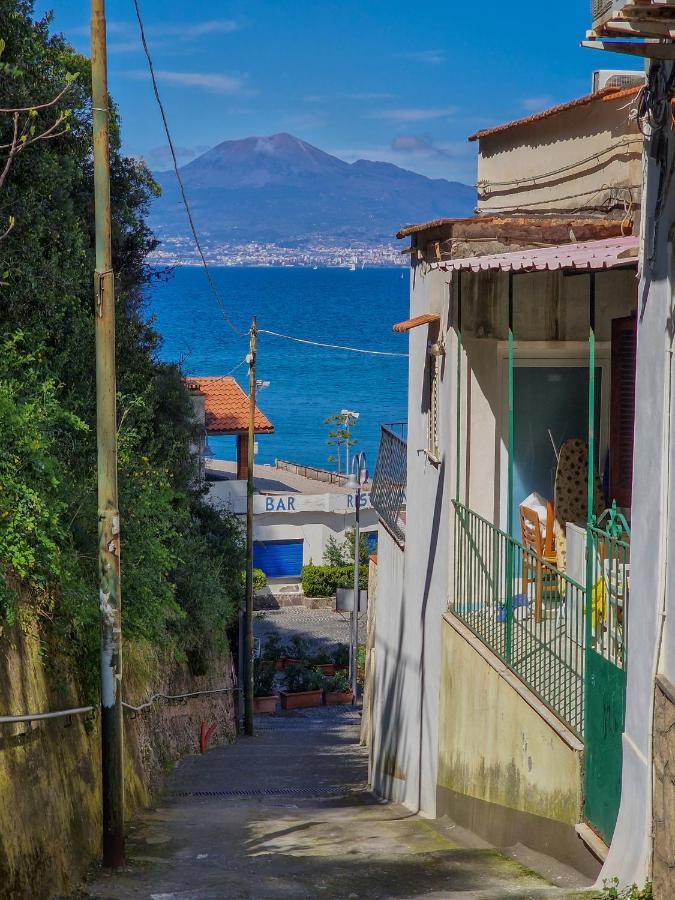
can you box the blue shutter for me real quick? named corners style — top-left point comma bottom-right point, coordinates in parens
top-left (253, 540), bottom-right (304, 578)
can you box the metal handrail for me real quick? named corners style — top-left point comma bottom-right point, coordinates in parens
top-left (0, 706), bottom-right (94, 725)
top-left (0, 686), bottom-right (240, 725)
top-left (122, 687), bottom-right (239, 713)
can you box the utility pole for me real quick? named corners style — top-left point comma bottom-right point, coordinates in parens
top-left (244, 317), bottom-right (257, 736)
top-left (91, 0), bottom-right (124, 868)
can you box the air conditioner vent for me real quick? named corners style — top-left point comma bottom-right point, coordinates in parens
top-left (592, 0), bottom-right (615, 19)
top-left (592, 70), bottom-right (645, 93)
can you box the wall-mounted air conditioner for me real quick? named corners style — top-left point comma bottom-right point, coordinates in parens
top-left (592, 70), bottom-right (646, 92)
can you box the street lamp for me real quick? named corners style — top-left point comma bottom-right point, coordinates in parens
top-left (341, 409), bottom-right (360, 475)
top-left (345, 451), bottom-right (367, 701)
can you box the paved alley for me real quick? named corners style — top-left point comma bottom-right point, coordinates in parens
top-left (79, 707), bottom-right (595, 900)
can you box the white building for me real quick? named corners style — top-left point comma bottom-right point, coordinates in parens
top-left (367, 81), bottom-right (643, 880)
top-left (208, 459), bottom-right (378, 585)
top-left (185, 376), bottom-right (377, 586)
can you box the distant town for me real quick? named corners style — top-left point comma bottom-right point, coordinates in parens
top-left (150, 235), bottom-right (406, 268)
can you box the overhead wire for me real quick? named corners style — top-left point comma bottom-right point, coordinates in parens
top-left (258, 328), bottom-right (408, 357)
top-left (132, 0), bottom-right (407, 360)
top-left (131, 0), bottom-right (244, 338)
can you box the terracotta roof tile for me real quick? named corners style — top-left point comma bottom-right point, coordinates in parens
top-left (467, 86), bottom-right (641, 143)
top-left (185, 376), bottom-right (274, 435)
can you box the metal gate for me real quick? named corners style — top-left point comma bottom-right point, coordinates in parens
top-left (583, 509), bottom-right (629, 844)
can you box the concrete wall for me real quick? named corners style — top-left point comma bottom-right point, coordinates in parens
top-left (0, 625), bottom-right (235, 898)
top-left (436, 614), bottom-right (597, 876)
top-left (476, 90), bottom-right (641, 217)
top-left (603, 63), bottom-right (675, 893)
top-left (370, 261), bottom-right (452, 814)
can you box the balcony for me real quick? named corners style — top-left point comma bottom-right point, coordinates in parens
top-left (371, 423), bottom-right (407, 545)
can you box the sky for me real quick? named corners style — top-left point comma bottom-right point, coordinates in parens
top-left (32, 1), bottom-right (639, 185)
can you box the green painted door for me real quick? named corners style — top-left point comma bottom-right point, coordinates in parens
top-left (583, 646), bottom-right (627, 843)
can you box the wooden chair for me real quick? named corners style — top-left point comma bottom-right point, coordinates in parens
top-left (520, 503), bottom-right (557, 625)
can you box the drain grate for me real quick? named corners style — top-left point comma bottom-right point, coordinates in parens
top-left (172, 786), bottom-right (345, 799)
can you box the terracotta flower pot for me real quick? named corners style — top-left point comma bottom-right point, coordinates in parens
top-left (281, 657), bottom-right (301, 670)
top-left (280, 689), bottom-right (323, 710)
top-left (317, 663), bottom-right (335, 676)
top-left (253, 695), bottom-right (277, 714)
top-left (324, 690), bottom-right (354, 706)
top-left (334, 664), bottom-right (348, 673)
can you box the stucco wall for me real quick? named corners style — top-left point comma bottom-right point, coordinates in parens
top-left (476, 91), bottom-right (641, 217)
top-left (436, 614), bottom-right (596, 873)
top-left (601, 84), bottom-right (667, 890)
top-left (438, 614), bottom-right (582, 823)
top-left (0, 625), bottom-right (235, 898)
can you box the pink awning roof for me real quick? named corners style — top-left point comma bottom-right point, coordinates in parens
top-left (439, 236), bottom-right (639, 274)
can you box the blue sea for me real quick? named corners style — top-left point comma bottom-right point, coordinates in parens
top-left (145, 267), bottom-right (409, 471)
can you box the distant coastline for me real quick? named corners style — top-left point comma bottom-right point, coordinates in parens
top-left (150, 238), bottom-right (406, 268)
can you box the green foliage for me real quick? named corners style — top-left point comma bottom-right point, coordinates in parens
top-left (323, 528), bottom-right (369, 567)
top-left (324, 672), bottom-right (350, 693)
top-left (286, 635), bottom-right (309, 660)
top-left (597, 879), bottom-right (652, 900)
top-left (309, 645), bottom-right (333, 665)
top-left (332, 643), bottom-right (349, 666)
top-left (301, 564), bottom-right (368, 598)
top-left (261, 633), bottom-right (285, 660)
top-left (0, 3), bottom-right (243, 699)
top-left (283, 664), bottom-right (324, 693)
top-left (253, 660), bottom-right (276, 698)
top-left (324, 410), bottom-right (358, 472)
top-left (252, 567), bottom-right (267, 593)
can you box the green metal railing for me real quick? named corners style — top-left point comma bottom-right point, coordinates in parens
top-left (587, 505), bottom-right (630, 671)
top-left (452, 501), bottom-right (586, 737)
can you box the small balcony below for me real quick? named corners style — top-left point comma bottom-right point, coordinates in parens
top-left (371, 423), bottom-right (407, 545)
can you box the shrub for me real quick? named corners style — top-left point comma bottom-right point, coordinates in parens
top-left (253, 568), bottom-right (267, 593)
top-left (333, 643), bottom-right (349, 666)
top-left (287, 635), bottom-right (310, 660)
top-left (283, 664), bottom-right (324, 693)
top-left (301, 564), bottom-right (368, 598)
top-left (324, 672), bottom-right (350, 693)
top-left (253, 660), bottom-right (276, 697)
top-left (310, 645), bottom-right (333, 665)
top-left (261, 633), bottom-right (285, 661)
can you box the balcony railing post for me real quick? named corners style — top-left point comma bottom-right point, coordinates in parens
top-left (505, 271), bottom-right (515, 662)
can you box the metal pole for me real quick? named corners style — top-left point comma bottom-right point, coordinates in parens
top-left (244, 317), bottom-right (257, 736)
top-left (351, 482), bottom-right (361, 700)
top-left (505, 271), bottom-right (514, 663)
top-left (91, 0), bottom-right (124, 868)
top-left (585, 273), bottom-right (597, 662)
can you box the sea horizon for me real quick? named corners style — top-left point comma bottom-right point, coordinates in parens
top-left (145, 265), bottom-right (409, 473)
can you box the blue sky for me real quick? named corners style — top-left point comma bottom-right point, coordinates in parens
top-left (33, 1), bottom-right (638, 184)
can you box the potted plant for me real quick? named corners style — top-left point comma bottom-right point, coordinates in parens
top-left (261, 634), bottom-right (286, 671)
top-left (280, 664), bottom-right (324, 710)
top-left (311, 646), bottom-right (335, 676)
top-left (323, 671), bottom-right (353, 705)
top-left (333, 643), bottom-right (349, 673)
top-left (283, 635), bottom-right (309, 668)
top-left (253, 661), bottom-right (277, 714)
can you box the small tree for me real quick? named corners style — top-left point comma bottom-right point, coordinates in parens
top-left (324, 411), bottom-right (358, 474)
top-left (322, 528), bottom-right (369, 566)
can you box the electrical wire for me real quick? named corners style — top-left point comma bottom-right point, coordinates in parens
top-left (258, 328), bottom-right (408, 357)
top-left (132, 0), bottom-right (408, 361)
top-left (476, 136), bottom-right (641, 194)
top-left (132, 0), bottom-right (244, 337)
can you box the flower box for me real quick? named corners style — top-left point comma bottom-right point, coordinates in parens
top-left (280, 689), bottom-right (323, 710)
top-left (317, 663), bottom-right (336, 676)
top-left (281, 657), bottom-right (301, 670)
top-left (324, 690), bottom-right (354, 706)
top-left (253, 695), bottom-right (277, 714)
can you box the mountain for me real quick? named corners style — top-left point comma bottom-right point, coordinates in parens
top-left (149, 133), bottom-right (475, 250)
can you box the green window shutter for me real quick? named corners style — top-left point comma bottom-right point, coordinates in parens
top-left (610, 314), bottom-right (637, 509)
